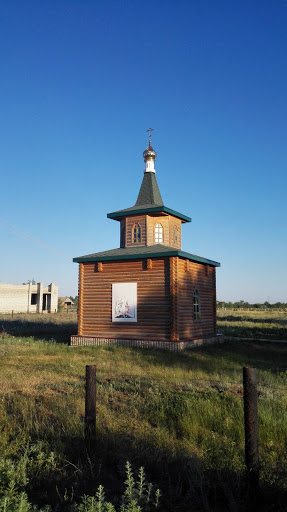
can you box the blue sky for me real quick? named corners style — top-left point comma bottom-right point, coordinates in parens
top-left (0, 0), bottom-right (286, 303)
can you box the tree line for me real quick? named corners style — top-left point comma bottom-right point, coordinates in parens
top-left (217, 300), bottom-right (287, 310)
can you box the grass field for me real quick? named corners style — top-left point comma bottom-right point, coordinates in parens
top-left (217, 308), bottom-right (287, 340)
top-left (0, 311), bottom-right (286, 511)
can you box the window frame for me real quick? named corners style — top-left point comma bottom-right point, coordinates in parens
top-left (193, 288), bottom-right (200, 321)
top-left (132, 223), bottom-right (141, 244)
top-left (173, 225), bottom-right (179, 246)
top-left (155, 223), bottom-right (163, 243)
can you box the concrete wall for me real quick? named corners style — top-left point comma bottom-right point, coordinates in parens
top-left (48, 283), bottom-right (58, 313)
top-left (0, 282), bottom-right (58, 313)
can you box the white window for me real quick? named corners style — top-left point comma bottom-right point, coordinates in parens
top-left (155, 223), bottom-right (163, 243)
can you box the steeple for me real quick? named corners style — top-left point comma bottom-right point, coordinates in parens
top-left (135, 172), bottom-right (163, 206)
top-left (136, 128), bottom-right (162, 205)
top-left (107, 132), bottom-right (191, 225)
top-left (135, 154), bottom-right (163, 207)
top-left (143, 127), bottom-right (157, 174)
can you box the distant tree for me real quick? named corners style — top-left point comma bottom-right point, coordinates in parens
top-left (253, 303), bottom-right (262, 309)
top-left (216, 300), bottom-right (286, 310)
top-left (273, 302), bottom-right (283, 309)
top-left (232, 300), bottom-right (250, 310)
top-left (58, 298), bottom-right (64, 312)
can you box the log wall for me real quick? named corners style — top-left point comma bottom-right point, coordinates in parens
top-left (169, 219), bottom-right (182, 249)
top-left (124, 215), bottom-right (147, 247)
top-left (78, 256), bottom-right (217, 342)
top-left (176, 258), bottom-right (216, 340)
top-left (121, 214), bottom-right (182, 249)
top-left (79, 258), bottom-right (171, 340)
top-left (146, 215), bottom-right (182, 248)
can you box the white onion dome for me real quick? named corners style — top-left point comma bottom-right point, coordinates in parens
top-left (143, 144), bottom-right (157, 161)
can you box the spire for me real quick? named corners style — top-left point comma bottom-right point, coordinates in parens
top-left (136, 128), bottom-right (162, 205)
top-left (135, 172), bottom-right (163, 206)
top-left (143, 127), bottom-right (157, 173)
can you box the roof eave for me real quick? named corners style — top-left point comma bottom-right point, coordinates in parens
top-left (73, 250), bottom-right (220, 267)
top-left (107, 206), bottom-right (191, 223)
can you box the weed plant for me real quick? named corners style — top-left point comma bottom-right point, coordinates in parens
top-left (0, 458), bottom-right (160, 511)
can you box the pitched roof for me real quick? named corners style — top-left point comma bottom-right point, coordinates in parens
top-left (107, 170), bottom-right (191, 223)
top-left (135, 172), bottom-right (163, 206)
top-left (73, 244), bottom-right (220, 267)
top-left (61, 297), bottom-right (74, 304)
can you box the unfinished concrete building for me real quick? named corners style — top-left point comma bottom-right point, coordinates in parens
top-left (0, 282), bottom-right (58, 313)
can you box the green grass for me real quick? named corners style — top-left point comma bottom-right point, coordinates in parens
top-left (0, 312), bottom-right (286, 510)
top-left (217, 308), bottom-right (287, 340)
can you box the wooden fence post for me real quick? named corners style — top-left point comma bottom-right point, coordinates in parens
top-left (85, 365), bottom-right (97, 444)
top-left (243, 367), bottom-right (259, 488)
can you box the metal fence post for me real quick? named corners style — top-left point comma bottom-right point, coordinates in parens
top-left (85, 365), bottom-right (97, 444)
top-left (243, 367), bottom-right (259, 487)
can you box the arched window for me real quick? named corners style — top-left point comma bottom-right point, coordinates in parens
top-left (133, 223), bottom-right (141, 243)
top-left (155, 223), bottom-right (163, 243)
top-left (193, 289), bottom-right (200, 321)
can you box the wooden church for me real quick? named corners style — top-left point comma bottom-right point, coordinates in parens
top-left (71, 134), bottom-right (220, 350)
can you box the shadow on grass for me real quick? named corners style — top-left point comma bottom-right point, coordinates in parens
top-left (217, 314), bottom-right (287, 340)
top-left (219, 315), bottom-right (287, 326)
top-left (218, 323), bottom-right (287, 340)
top-left (27, 428), bottom-right (287, 512)
top-left (193, 340), bottom-right (287, 373)
top-left (0, 317), bottom-right (77, 344)
top-left (124, 341), bottom-right (287, 375)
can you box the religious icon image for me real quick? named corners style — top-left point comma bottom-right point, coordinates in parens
top-left (112, 283), bottom-right (137, 322)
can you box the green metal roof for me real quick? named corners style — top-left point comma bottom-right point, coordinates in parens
top-left (73, 244), bottom-right (220, 267)
top-left (107, 171), bottom-right (191, 223)
top-left (107, 205), bottom-right (191, 222)
top-left (135, 172), bottom-right (163, 206)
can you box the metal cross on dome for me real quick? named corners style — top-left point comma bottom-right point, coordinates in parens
top-left (147, 127), bottom-right (154, 145)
